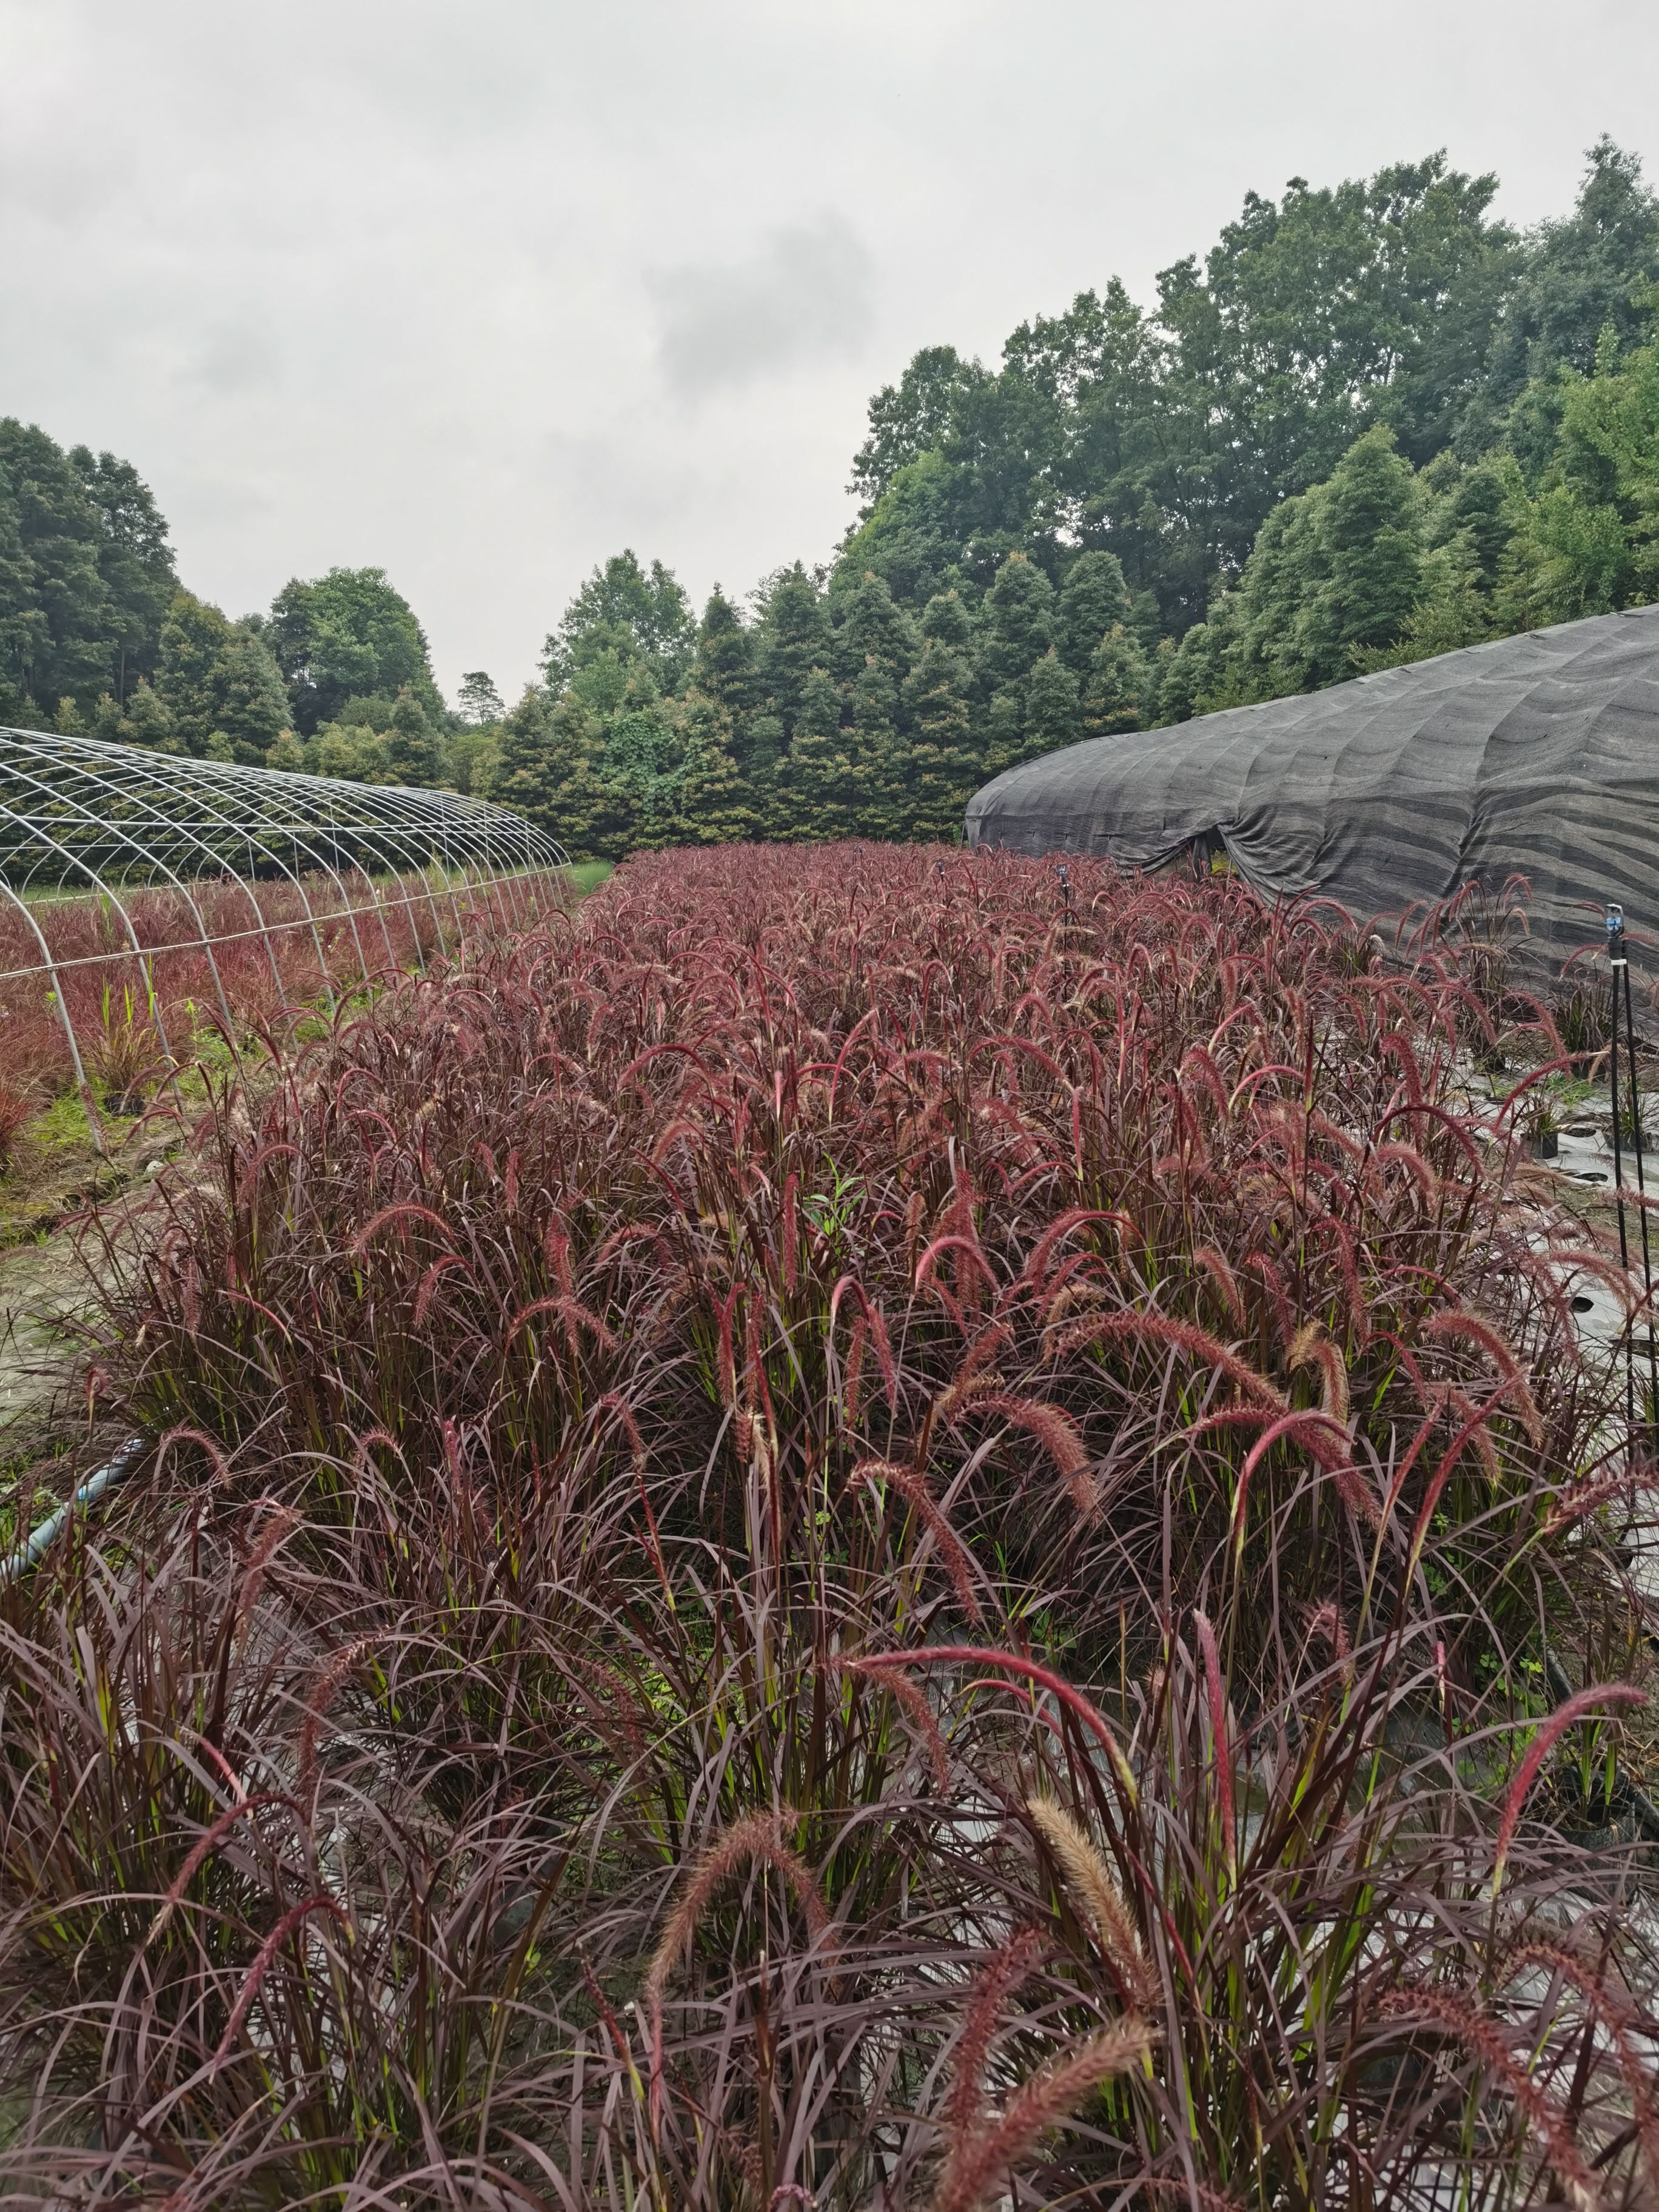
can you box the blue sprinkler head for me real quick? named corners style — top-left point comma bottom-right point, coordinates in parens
top-left (1607, 902), bottom-right (1626, 938)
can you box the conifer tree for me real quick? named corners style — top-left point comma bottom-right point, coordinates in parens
top-left (1057, 549), bottom-right (1132, 672)
top-left (918, 588), bottom-right (973, 649)
top-left (756, 562), bottom-right (833, 737)
top-left (1082, 625), bottom-right (1153, 736)
top-left (980, 553), bottom-right (1056, 693)
top-left (385, 685), bottom-right (444, 786)
top-left (850, 655), bottom-right (913, 836)
top-left (903, 634), bottom-right (979, 838)
top-left (779, 666), bottom-right (857, 841)
top-left (1320, 427), bottom-right (1424, 662)
top-left (692, 589), bottom-right (756, 722)
top-left (155, 591), bottom-right (229, 753)
top-left (494, 685), bottom-right (606, 856)
top-left (156, 590), bottom-right (290, 759)
top-left (123, 681), bottom-right (178, 750)
top-left (831, 568), bottom-right (920, 692)
top-left (216, 628), bottom-right (292, 761)
top-left (674, 689), bottom-right (760, 844)
top-left (982, 686), bottom-right (1027, 779)
top-left (1023, 645), bottom-right (1081, 760)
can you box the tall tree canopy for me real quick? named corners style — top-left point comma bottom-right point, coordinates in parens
top-left (541, 549), bottom-right (696, 693)
top-left (267, 566), bottom-right (444, 736)
top-left (0, 420), bottom-right (177, 722)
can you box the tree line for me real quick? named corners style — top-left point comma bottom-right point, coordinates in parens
top-left (5, 136), bottom-right (1657, 850)
top-left (0, 426), bottom-right (460, 785)
top-left (493, 135), bottom-right (1659, 856)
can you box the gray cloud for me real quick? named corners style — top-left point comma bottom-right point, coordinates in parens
top-left (183, 320), bottom-right (284, 397)
top-left (649, 214), bottom-right (875, 395)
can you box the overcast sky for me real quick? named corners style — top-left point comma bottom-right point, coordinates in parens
top-left (2, 1), bottom-right (1656, 705)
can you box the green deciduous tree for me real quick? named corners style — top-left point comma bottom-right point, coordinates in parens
top-left (0, 420), bottom-right (119, 710)
top-left (68, 444), bottom-right (177, 700)
top-left (1480, 139), bottom-right (1659, 436)
top-left (456, 670), bottom-right (505, 725)
top-left (849, 345), bottom-right (990, 515)
top-left (543, 550), bottom-right (695, 692)
top-left (268, 568), bottom-right (443, 735)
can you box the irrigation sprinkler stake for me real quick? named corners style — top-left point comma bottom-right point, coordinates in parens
top-left (1605, 903), bottom-right (1657, 1452)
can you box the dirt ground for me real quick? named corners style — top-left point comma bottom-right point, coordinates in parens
top-left (0, 1108), bottom-right (172, 1525)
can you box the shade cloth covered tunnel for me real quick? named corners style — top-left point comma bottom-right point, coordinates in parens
top-left (965, 605), bottom-right (1659, 974)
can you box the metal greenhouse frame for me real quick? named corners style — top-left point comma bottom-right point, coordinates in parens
top-left (0, 727), bottom-right (569, 1151)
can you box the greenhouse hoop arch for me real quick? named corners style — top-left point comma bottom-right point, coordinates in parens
top-left (0, 726), bottom-right (569, 1151)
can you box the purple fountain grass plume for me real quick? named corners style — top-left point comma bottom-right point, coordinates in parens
top-left (295, 1638), bottom-right (371, 1808)
top-left (210, 1894), bottom-right (350, 2066)
top-left (642, 1808), bottom-right (828, 2139)
top-left (233, 1502), bottom-right (300, 1618)
top-left (1025, 1796), bottom-right (1156, 2011)
top-left (848, 1460), bottom-right (984, 1625)
top-left (966, 1393), bottom-right (1094, 1517)
top-left (1421, 1308), bottom-right (1544, 1444)
top-left (1229, 1408), bottom-right (1359, 1558)
top-left (1491, 1685), bottom-right (1646, 1897)
top-left (1541, 1459), bottom-right (1659, 1540)
top-left (1287, 1320), bottom-right (1349, 1426)
top-left (1191, 1244), bottom-right (1247, 1329)
top-left (932, 2013), bottom-right (1158, 2212)
top-left (147, 1791), bottom-right (300, 1943)
top-left (856, 1647), bottom-right (1140, 1811)
top-left (1507, 1939), bottom-right (1659, 2190)
top-left (834, 1655), bottom-right (951, 1790)
top-left (1375, 1985), bottom-right (1603, 2212)
top-left (347, 1201), bottom-right (457, 1256)
top-left (1191, 1611), bottom-right (1236, 1882)
top-left (1046, 1310), bottom-right (1288, 1412)
top-left (942, 1926), bottom-right (1046, 2146)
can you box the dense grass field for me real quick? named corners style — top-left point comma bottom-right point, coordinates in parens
top-left (1, 842), bottom-right (1656, 2208)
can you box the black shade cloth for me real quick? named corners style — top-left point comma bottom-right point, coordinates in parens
top-left (965, 606), bottom-right (1659, 972)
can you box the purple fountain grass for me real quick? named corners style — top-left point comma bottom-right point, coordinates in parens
top-left (0, 843), bottom-right (1647, 2207)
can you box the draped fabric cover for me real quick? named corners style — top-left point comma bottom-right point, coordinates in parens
top-left (965, 606), bottom-right (1659, 972)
